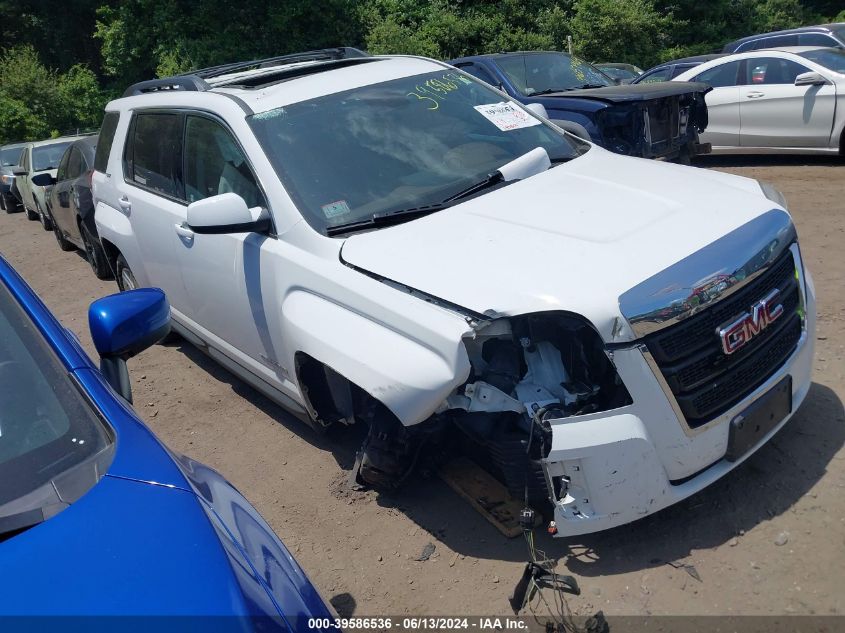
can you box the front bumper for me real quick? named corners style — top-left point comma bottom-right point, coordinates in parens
top-left (541, 267), bottom-right (816, 537)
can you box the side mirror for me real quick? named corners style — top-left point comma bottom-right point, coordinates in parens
top-left (186, 192), bottom-right (270, 234)
top-left (524, 103), bottom-right (549, 119)
top-left (794, 71), bottom-right (828, 87)
top-left (31, 173), bottom-right (56, 187)
top-left (88, 288), bottom-right (170, 402)
top-left (11, 167), bottom-right (27, 176)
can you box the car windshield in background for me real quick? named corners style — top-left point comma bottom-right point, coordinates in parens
top-left (32, 142), bottom-right (72, 172)
top-left (0, 283), bottom-right (111, 510)
top-left (496, 53), bottom-right (615, 95)
top-left (249, 70), bottom-right (587, 234)
top-left (799, 48), bottom-right (845, 74)
top-left (0, 147), bottom-right (24, 167)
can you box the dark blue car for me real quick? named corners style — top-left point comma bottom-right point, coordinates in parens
top-left (0, 255), bottom-right (333, 629)
top-left (448, 51), bottom-right (711, 161)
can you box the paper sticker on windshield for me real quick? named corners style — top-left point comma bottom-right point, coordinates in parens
top-left (322, 199), bottom-right (351, 219)
top-left (474, 102), bottom-right (541, 131)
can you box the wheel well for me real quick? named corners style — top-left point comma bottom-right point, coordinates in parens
top-left (294, 352), bottom-right (359, 429)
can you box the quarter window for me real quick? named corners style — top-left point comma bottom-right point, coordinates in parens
top-left (183, 116), bottom-right (263, 208)
top-left (743, 57), bottom-right (809, 85)
top-left (127, 113), bottom-right (183, 199)
top-left (94, 112), bottom-right (120, 173)
top-left (693, 61), bottom-right (741, 88)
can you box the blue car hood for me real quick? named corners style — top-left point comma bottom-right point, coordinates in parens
top-left (0, 475), bottom-right (269, 618)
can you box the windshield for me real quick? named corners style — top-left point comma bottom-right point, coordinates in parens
top-left (496, 53), bottom-right (615, 95)
top-left (32, 142), bottom-right (72, 172)
top-left (599, 67), bottom-right (636, 81)
top-left (0, 282), bottom-right (112, 513)
top-left (799, 48), bottom-right (845, 74)
top-left (0, 147), bottom-right (23, 167)
top-left (248, 69), bottom-right (587, 234)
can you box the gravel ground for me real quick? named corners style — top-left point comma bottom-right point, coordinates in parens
top-left (1, 154), bottom-right (843, 621)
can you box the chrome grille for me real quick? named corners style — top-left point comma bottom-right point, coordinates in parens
top-left (644, 249), bottom-right (801, 427)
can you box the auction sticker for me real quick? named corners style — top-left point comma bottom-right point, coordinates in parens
top-left (474, 102), bottom-right (541, 131)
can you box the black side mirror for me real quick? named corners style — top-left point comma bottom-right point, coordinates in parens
top-left (31, 173), bottom-right (56, 187)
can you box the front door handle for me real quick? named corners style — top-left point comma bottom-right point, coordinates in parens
top-left (746, 91), bottom-right (765, 98)
top-left (174, 223), bottom-right (195, 241)
top-left (118, 195), bottom-right (131, 214)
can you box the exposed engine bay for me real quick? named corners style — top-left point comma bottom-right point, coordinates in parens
top-left (355, 313), bottom-right (631, 512)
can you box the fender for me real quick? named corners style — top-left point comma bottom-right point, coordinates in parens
top-left (283, 289), bottom-right (472, 426)
top-left (94, 200), bottom-right (147, 286)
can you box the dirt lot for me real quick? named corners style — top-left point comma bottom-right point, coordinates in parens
top-left (1, 155), bottom-right (843, 621)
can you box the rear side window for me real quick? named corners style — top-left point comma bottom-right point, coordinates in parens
top-left (693, 61), bottom-right (741, 88)
top-left (126, 113), bottom-right (183, 199)
top-left (743, 57), bottom-right (809, 85)
top-left (639, 67), bottom-right (672, 83)
top-left (798, 33), bottom-right (838, 47)
top-left (94, 112), bottom-right (120, 173)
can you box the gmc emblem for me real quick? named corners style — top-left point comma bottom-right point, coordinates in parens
top-left (718, 288), bottom-right (784, 355)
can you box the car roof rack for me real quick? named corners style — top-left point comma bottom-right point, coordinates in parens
top-left (122, 75), bottom-right (212, 98)
top-left (121, 47), bottom-right (369, 98)
top-left (191, 46), bottom-right (369, 80)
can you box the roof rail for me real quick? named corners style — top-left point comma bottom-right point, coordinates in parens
top-left (122, 75), bottom-right (211, 98)
top-left (188, 47), bottom-right (369, 80)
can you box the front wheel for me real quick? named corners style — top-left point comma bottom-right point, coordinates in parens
top-left (25, 204), bottom-right (38, 221)
top-left (115, 254), bottom-right (138, 291)
top-left (81, 222), bottom-right (113, 280)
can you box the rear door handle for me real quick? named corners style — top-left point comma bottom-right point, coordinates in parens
top-left (118, 195), bottom-right (131, 214)
top-left (174, 223), bottom-right (195, 241)
top-left (746, 91), bottom-right (765, 98)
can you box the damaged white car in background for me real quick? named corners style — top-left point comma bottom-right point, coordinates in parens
top-left (94, 51), bottom-right (816, 537)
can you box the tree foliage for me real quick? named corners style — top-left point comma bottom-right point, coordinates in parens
top-left (0, 0), bottom-right (842, 143)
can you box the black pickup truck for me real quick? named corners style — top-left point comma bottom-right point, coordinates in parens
top-left (448, 51), bottom-right (711, 161)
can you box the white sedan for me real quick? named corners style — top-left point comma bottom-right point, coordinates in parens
top-left (673, 46), bottom-right (845, 154)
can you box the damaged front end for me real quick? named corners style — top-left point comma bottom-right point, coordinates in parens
top-left (439, 312), bottom-right (632, 511)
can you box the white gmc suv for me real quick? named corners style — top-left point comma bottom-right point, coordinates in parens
top-left (93, 48), bottom-right (816, 537)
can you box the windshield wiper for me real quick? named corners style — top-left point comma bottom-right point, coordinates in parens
top-left (571, 83), bottom-right (610, 90)
top-left (326, 147), bottom-right (553, 237)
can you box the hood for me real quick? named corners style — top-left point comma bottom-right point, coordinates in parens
top-left (340, 147), bottom-right (779, 343)
top-left (543, 81), bottom-right (711, 102)
top-left (0, 475), bottom-right (267, 617)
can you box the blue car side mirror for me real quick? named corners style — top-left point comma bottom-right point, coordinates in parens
top-left (88, 288), bottom-right (170, 402)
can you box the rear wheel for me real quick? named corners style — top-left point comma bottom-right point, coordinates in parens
top-left (115, 254), bottom-right (137, 292)
top-left (1, 193), bottom-right (18, 213)
top-left (81, 221), bottom-right (113, 280)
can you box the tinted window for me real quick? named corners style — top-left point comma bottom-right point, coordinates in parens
top-left (693, 61), bottom-right (741, 87)
top-left (32, 142), bottom-right (71, 171)
top-left (0, 147), bottom-right (23, 167)
top-left (638, 67), bottom-right (673, 83)
top-left (670, 64), bottom-right (698, 79)
top-left (496, 53), bottom-right (614, 94)
top-left (743, 57), bottom-right (809, 84)
top-left (56, 148), bottom-right (71, 181)
top-left (94, 112), bottom-right (120, 173)
top-left (66, 148), bottom-right (84, 180)
top-left (799, 48), bottom-right (845, 73)
top-left (128, 113), bottom-right (182, 198)
top-left (184, 116), bottom-right (263, 208)
top-left (0, 283), bottom-right (111, 506)
top-left (798, 33), bottom-right (838, 46)
top-left (249, 69), bottom-right (586, 235)
top-left (457, 64), bottom-right (500, 88)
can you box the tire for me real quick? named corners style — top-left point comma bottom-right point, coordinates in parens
top-left (81, 221), bottom-right (113, 280)
top-left (115, 254), bottom-right (138, 292)
top-left (25, 204), bottom-right (37, 221)
top-left (0, 193), bottom-right (5, 212)
top-left (2, 193), bottom-right (19, 213)
top-left (36, 200), bottom-right (52, 231)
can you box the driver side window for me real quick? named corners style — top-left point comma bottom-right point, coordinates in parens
top-left (184, 116), bottom-right (264, 209)
top-left (693, 61), bottom-right (741, 88)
